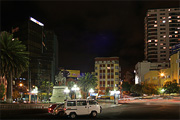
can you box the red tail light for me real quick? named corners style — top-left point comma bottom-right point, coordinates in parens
top-left (49, 108), bottom-right (52, 111)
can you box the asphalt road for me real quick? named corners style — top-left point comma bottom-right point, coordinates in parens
top-left (0, 102), bottom-right (180, 120)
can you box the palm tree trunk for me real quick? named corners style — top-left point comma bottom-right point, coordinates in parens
top-left (6, 72), bottom-right (13, 103)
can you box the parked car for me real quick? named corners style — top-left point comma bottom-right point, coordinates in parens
top-left (51, 103), bottom-right (66, 116)
top-left (48, 104), bottom-right (59, 114)
top-left (63, 99), bottom-right (102, 118)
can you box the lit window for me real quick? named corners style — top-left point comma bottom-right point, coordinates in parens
top-left (148, 40), bottom-right (151, 42)
top-left (175, 31), bottom-right (178, 34)
top-left (154, 25), bottom-right (157, 27)
top-left (168, 16), bottom-right (171, 19)
top-left (169, 35), bottom-right (172, 37)
top-left (178, 39), bottom-right (180, 41)
top-left (107, 67), bottom-right (111, 69)
top-left (175, 35), bottom-right (178, 37)
top-left (169, 20), bottom-right (172, 22)
top-left (147, 14), bottom-right (149, 16)
top-left (155, 43), bottom-right (157, 46)
top-left (163, 35), bottom-right (166, 38)
top-left (155, 21), bottom-right (157, 23)
top-left (162, 17), bottom-right (165, 19)
top-left (177, 16), bottom-right (180, 18)
top-left (178, 20), bottom-right (180, 22)
top-left (162, 20), bottom-right (166, 23)
top-left (168, 9), bottom-right (171, 11)
top-left (155, 40), bottom-right (158, 42)
top-left (169, 47), bottom-right (172, 49)
top-left (163, 47), bottom-right (166, 49)
top-left (178, 27), bottom-right (180, 29)
top-left (160, 43), bottom-right (163, 45)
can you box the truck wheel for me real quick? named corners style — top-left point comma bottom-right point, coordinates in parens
top-left (70, 113), bottom-right (76, 119)
top-left (91, 111), bottom-right (97, 117)
top-left (58, 111), bottom-right (64, 117)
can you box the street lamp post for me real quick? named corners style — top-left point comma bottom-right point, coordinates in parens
top-left (89, 88), bottom-right (94, 99)
top-left (31, 86), bottom-right (38, 103)
top-left (110, 90), bottom-right (120, 104)
top-left (71, 85), bottom-right (80, 99)
top-left (64, 87), bottom-right (70, 100)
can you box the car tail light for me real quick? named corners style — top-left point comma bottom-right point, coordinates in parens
top-left (49, 108), bottom-right (52, 111)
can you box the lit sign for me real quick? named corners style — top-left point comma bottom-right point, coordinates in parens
top-left (30, 17), bottom-right (44, 26)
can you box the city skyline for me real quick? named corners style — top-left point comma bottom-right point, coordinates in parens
top-left (1, 1), bottom-right (179, 74)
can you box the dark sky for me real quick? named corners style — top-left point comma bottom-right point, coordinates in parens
top-left (1, 0), bottom-right (179, 75)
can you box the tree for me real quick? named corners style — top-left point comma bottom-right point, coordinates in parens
top-left (12, 90), bottom-right (21, 101)
top-left (163, 80), bottom-right (179, 94)
top-left (77, 73), bottom-right (97, 98)
top-left (0, 84), bottom-right (5, 100)
top-left (142, 83), bottom-right (158, 95)
top-left (121, 81), bottom-right (132, 92)
top-left (130, 84), bottom-right (143, 96)
top-left (105, 88), bottom-right (110, 96)
top-left (0, 31), bottom-right (29, 103)
top-left (39, 81), bottom-right (54, 101)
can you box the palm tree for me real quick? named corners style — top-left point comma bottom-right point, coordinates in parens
top-left (0, 31), bottom-right (29, 103)
top-left (77, 73), bottom-right (97, 98)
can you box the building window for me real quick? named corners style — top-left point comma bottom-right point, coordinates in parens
top-left (169, 35), bottom-right (172, 37)
top-left (155, 40), bottom-right (158, 42)
top-left (162, 20), bottom-right (166, 23)
top-left (168, 16), bottom-right (171, 19)
top-left (175, 35), bottom-right (178, 37)
top-left (95, 72), bottom-right (98, 76)
top-left (115, 66), bottom-right (119, 69)
top-left (169, 20), bottom-right (172, 22)
top-left (163, 47), bottom-right (166, 49)
top-left (163, 35), bottom-right (166, 38)
top-left (115, 72), bottom-right (119, 75)
top-left (162, 17), bottom-right (165, 19)
top-left (175, 31), bottom-right (178, 34)
top-left (154, 25), bottom-right (157, 27)
top-left (148, 40), bottom-right (151, 42)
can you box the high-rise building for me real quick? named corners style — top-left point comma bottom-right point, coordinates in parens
top-left (144, 8), bottom-right (180, 63)
top-left (94, 57), bottom-right (121, 95)
top-left (12, 17), bottom-right (58, 91)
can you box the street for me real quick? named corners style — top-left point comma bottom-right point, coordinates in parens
top-left (0, 102), bottom-right (180, 119)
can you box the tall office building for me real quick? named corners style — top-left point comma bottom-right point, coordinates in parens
top-left (95, 57), bottom-right (121, 95)
top-left (144, 8), bottom-right (180, 62)
top-left (12, 17), bottom-right (58, 91)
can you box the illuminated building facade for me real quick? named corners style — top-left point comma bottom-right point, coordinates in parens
top-left (12, 17), bottom-right (58, 91)
top-left (170, 43), bottom-right (180, 84)
top-left (94, 57), bottom-right (121, 95)
top-left (135, 61), bottom-right (169, 84)
top-left (144, 43), bottom-right (180, 86)
top-left (144, 8), bottom-right (180, 63)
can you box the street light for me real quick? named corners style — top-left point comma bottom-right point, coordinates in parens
top-left (31, 86), bottom-right (38, 103)
top-left (64, 87), bottom-right (70, 100)
top-left (110, 89), bottom-right (120, 104)
top-left (89, 88), bottom-right (94, 99)
top-left (71, 84), bottom-right (80, 99)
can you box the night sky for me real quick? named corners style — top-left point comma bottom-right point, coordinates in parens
top-left (1, 0), bottom-right (179, 75)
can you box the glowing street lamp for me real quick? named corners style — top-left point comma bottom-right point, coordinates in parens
top-left (71, 84), bottom-right (80, 99)
top-left (64, 87), bottom-right (70, 100)
top-left (110, 89), bottom-right (120, 104)
top-left (19, 83), bottom-right (23, 87)
top-left (160, 73), bottom-right (165, 77)
top-left (89, 88), bottom-right (94, 98)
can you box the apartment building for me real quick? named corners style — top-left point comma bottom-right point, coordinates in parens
top-left (144, 8), bottom-right (180, 62)
top-left (94, 57), bottom-right (121, 95)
